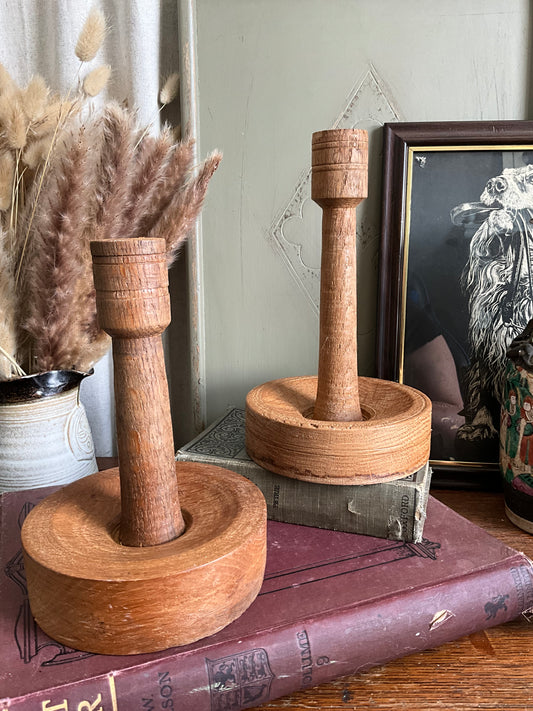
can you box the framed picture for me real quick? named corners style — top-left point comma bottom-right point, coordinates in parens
top-left (377, 121), bottom-right (533, 487)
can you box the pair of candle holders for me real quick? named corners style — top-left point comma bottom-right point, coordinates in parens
top-left (21, 129), bottom-right (431, 655)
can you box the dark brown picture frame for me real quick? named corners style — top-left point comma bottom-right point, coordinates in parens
top-left (377, 121), bottom-right (533, 488)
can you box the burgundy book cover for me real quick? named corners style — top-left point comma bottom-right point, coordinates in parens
top-left (1, 485), bottom-right (532, 710)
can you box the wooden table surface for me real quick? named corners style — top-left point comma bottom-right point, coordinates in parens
top-left (251, 488), bottom-right (533, 711)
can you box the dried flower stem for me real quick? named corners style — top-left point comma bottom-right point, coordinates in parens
top-left (0, 235), bottom-right (18, 378)
top-left (14, 101), bottom-right (74, 285)
top-left (0, 345), bottom-right (25, 377)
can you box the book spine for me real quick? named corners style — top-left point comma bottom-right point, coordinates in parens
top-left (7, 556), bottom-right (532, 711)
top-left (177, 451), bottom-right (430, 542)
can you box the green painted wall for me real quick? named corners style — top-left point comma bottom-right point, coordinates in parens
top-left (189, 0), bottom-right (530, 426)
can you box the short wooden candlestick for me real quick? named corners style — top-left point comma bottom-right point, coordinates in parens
top-left (246, 130), bottom-right (431, 484)
top-left (21, 238), bottom-right (267, 655)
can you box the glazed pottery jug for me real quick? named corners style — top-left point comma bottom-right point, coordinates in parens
top-left (0, 370), bottom-right (98, 493)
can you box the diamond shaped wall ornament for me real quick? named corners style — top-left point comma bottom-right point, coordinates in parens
top-left (270, 67), bottom-right (401, 317)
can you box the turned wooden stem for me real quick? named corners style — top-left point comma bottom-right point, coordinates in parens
top-left (311, 129), bottom-right (368, 422)
top-left (91, 238), bottom-right (185, 546)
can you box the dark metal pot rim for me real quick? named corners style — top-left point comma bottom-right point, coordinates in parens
top-left (0, 369), bottom-right (93, 403)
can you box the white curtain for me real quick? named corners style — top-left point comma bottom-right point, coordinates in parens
top-left (0, 0), bottom-right (180, 455)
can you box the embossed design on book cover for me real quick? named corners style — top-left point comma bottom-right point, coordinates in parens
top-left (4, 501), bottom-right (93, 668)
top-left (206, 648), bottom-right (273, 710)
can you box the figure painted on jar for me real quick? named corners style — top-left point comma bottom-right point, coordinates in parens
top-left (503, 389), bottom-right (521, 461)
top-left (519, 395), bottom-right (533, 467)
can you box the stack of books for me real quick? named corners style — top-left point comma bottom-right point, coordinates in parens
top-left (1, 481), bottom-right (532, 709)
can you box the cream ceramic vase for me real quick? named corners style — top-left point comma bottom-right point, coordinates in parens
top-left (0, 370), bottom-right (98, 493)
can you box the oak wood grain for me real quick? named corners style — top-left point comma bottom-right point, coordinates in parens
top-left (311, 129), bottom-right (367, 422)
top-left (22, 462), bottom-right (267, 655)
top-left (246, 130), bottom-right (431, 485)
top-left (91, 238), bottom-right (185, 546)
top-left (20, 239), bottom-right (267, 655)
top-left (246, 375), bottom-right (431, 484)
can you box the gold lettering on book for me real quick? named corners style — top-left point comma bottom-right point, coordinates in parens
top-left (41, 675), bottom-right (117, 711)
top-left (42, 702), bottom-right (68, 711)
top-left (77, 694), bottom-right (103, 711)
top-left (42, 695), bottom-right (103, 711)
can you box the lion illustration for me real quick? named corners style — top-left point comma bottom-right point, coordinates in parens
top-left (452, 163), bottom-right (533, 458)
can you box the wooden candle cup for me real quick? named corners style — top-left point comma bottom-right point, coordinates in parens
top-left (21, 238), bottom-right (267, 655)
top-left (246, 130), bottom-right (431, 484)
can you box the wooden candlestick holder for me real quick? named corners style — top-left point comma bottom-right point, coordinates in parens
top-left (246, 129), bottom-right (431, 484)
top-left (21, 238), bottom-right (267, 655)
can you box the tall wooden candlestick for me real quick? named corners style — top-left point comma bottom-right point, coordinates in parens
top-left (245, 129), bottom-right (431, 484)
top-left (91, 239), bottom-right (185, 546)
top-left (21, 238), bottom-right (266, 655)
top-left (313, 130), bottom-right (367, 422)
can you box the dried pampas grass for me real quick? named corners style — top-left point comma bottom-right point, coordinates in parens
top-left (93, 103), bottom-right (137, 242)
top-left (18, 123), bottom-right (94, 373)
top-left (0, 7), bottom-right (220, 379)
top-left (128, 137), bottom-right (195, 240)
top-left (150, 150), bottom-right (222, 266)
top-left (122, 128), bottom-right (176, 237)
top-left (9, 105), bottom-right (220, 376)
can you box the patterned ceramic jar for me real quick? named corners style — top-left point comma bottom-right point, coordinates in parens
top-left (0, 370), bottom-right (98, 493)
top-left (500, 323), bottom-right (533, 533)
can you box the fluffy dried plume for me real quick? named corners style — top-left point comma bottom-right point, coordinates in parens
top-left (75, 8), bottom-right (106, 63)
top-left (93, 103), bottom-right (137, 241)
top-left (149, 149), bottom-right (222, 266)
top-left (22, 135), bottom-right (53, 170)
top-left (127, 135), bottom-right (195, 239)
top-left (121, 129), bottom-right (173, 237)
top-left (0, 43), bottom-right (220, 379)
top-left (31, 98), bottom-right (77, 138)
top-left (159, 73), bottom-right (179, 106)
top-left (21, 76), bottom-right (49, 121)
top-left (83, 64), bottom-right (111, 97)
top-left (18, 123), bottom-right (94, 372)
top-left (0, 92), bottom-right (28, 150)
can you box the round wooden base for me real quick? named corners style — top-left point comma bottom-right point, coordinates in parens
top-left (21, 462), bottom-right (267, 655)
top-left (246, 375), bottom-right (431, 484)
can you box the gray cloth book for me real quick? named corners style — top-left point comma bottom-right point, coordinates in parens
top-left (176, 408), bottom-right (432, 542)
